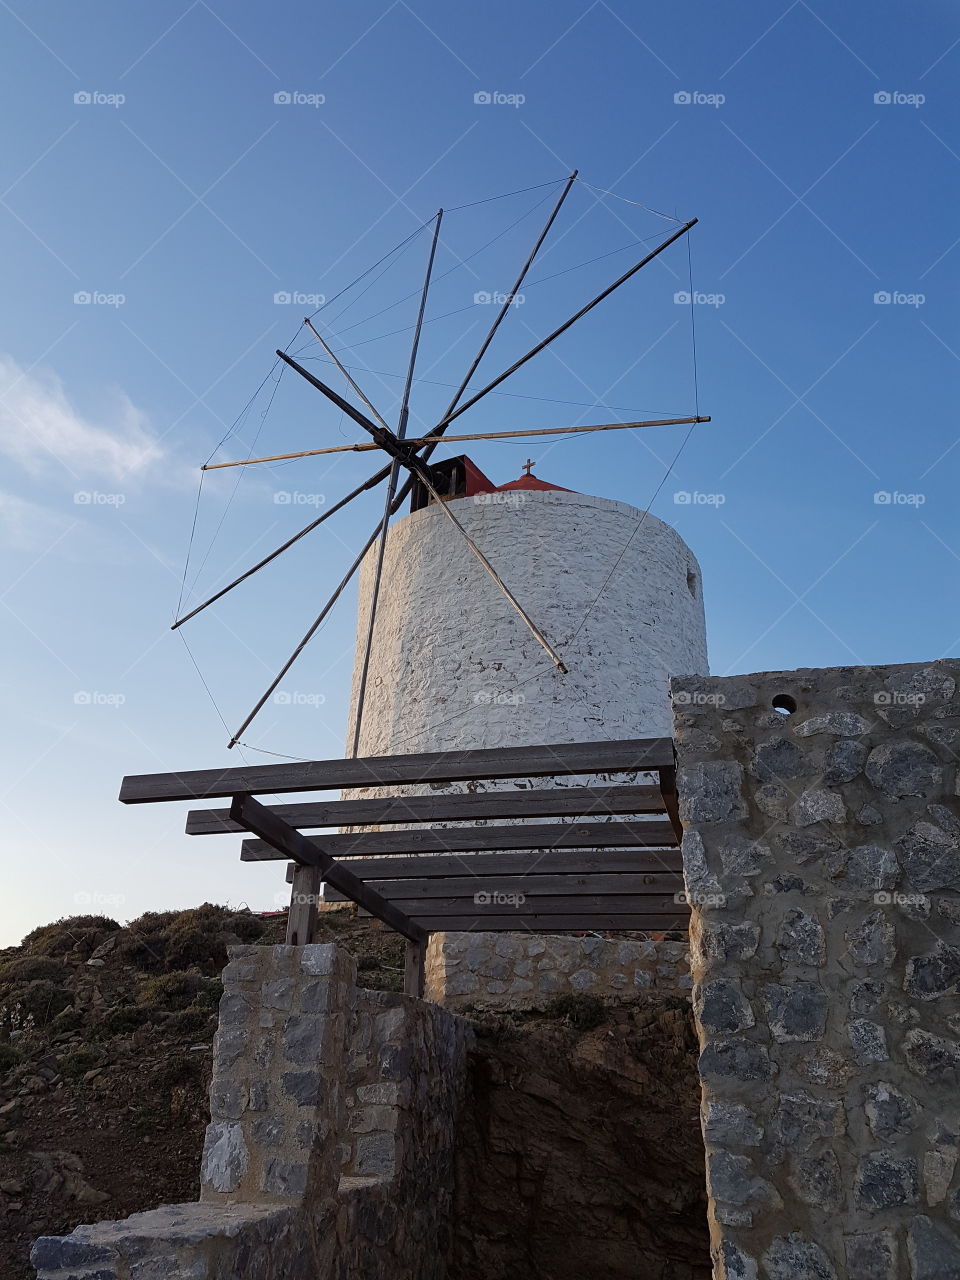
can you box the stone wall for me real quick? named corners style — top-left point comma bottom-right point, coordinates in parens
top-left (672, 659), bottom-right (960, 1280)
top-left (336, 987), bottom-right (471, 1278)
top-left (425, 930), bottom-right (690, 1009)
top-left (342, 989), bottom-right (408, 1182)
top-left (31, 944), bottom-right (471, 1280)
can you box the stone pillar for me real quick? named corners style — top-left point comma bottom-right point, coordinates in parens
top-left (201, 943), bottom-right (356, 1208)
top-left (672, 660), bottom-right (960, 1280)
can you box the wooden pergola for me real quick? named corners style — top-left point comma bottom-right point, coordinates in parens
top-left (119, 736), bottom-right (688, 996)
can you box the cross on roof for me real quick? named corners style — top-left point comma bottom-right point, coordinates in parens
top-left (522, 458), bottom-right (535, 475)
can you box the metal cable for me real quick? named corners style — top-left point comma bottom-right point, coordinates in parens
top-left (563, 233), bottom-right (702, 646)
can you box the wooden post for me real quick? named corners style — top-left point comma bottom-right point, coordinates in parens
top-left (404, 938), bottom-right (426, 998)
top-left (286, 864), bottom-right (323, 946)
top-left (659, 764), bottom-right (684, 844)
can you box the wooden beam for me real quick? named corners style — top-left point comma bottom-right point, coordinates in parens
top-left (275, 350), bottom-right (405, 457)
top-left (330, 850), bottom-right (683, 879)
top-left (432, 219), bottom-right (699, 431)
top-left (240, 820), bottom-right (677, 863)
top-left (120, 737), bottom-right (675, 804)
top-left (404, 939), bottom-right (426, 997)
top-left (364, 894), bottom-right (683, 916)
top-left (185, 783), bottom-right (667, 835)
top-left (225, 528), bottom-right (382, 751)
top-left (170, 476), bottom-right (381, 632)
top-left (325, 873), bottom-right (681, 902)
top-left (350, 208), bottom-right (444, 759)
top-left (201, 417), bottom-right (712, 471)
top-left (405, 914), bottom-right (689, 931)
top-left (229, 795), bottom-right (425, 943)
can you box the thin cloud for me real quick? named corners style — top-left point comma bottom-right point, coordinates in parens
top-left (0, 490), bottom-right (123, 563)
top-left (0, 491), bottom-right (73, 551)
top-left (0, 355), bottom-right (162, 481)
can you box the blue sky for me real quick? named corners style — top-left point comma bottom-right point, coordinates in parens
top-left (0, 0), bottom-right (957, 945)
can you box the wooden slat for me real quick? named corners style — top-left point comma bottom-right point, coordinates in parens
top-left (367, 894), bottom-right (684, 916)
top-left (325, 873), bottom-right (681, 902)
top-left (230, 795), bottom-right (425, 944)
top-left (185, 783), bottom-right (666, 835)
top-left (334, 850), bottom-right (683, 879)
top-left (240, 820), bottom-right (677, 863)
top-left (119, 737), bottom-right (675, 804)
top-left (659, 765), bottom-right (684, 843)
top-left (407, 914), bottom-right (689, 931)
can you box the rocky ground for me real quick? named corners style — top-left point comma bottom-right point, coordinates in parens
top-left (1, 908), bottom-right (707, 1280)
top-left (451, 995), bottom-right (711, 1280)
top-left (0, 905), bottom-right (404, 1280)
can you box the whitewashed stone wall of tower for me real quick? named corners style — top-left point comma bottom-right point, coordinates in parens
top-left (344, 489), bottom-right (708, 766)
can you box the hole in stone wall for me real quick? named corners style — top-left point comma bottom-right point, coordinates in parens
top-left (686, 568), bottom-right (698, 598)
top-left (771, 694), bottom-right (797, 715)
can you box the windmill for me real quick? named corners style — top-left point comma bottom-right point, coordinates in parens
top-left (171, 171), bottom-right (709, 756)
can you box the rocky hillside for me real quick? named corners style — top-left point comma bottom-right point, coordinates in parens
top-left (0, 905), bottom-right (404, 1280)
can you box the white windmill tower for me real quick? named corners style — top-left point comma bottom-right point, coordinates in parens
top-left (345, 454), bottom-right (708, 767)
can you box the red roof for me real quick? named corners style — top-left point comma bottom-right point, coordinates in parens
top-left (417, 454), bottom-right (575, 503)
top-left (495, 472), bottom-right (574, 493)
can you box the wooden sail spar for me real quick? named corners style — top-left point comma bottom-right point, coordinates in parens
top-left (200, 416), bottom-right (712, 471)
